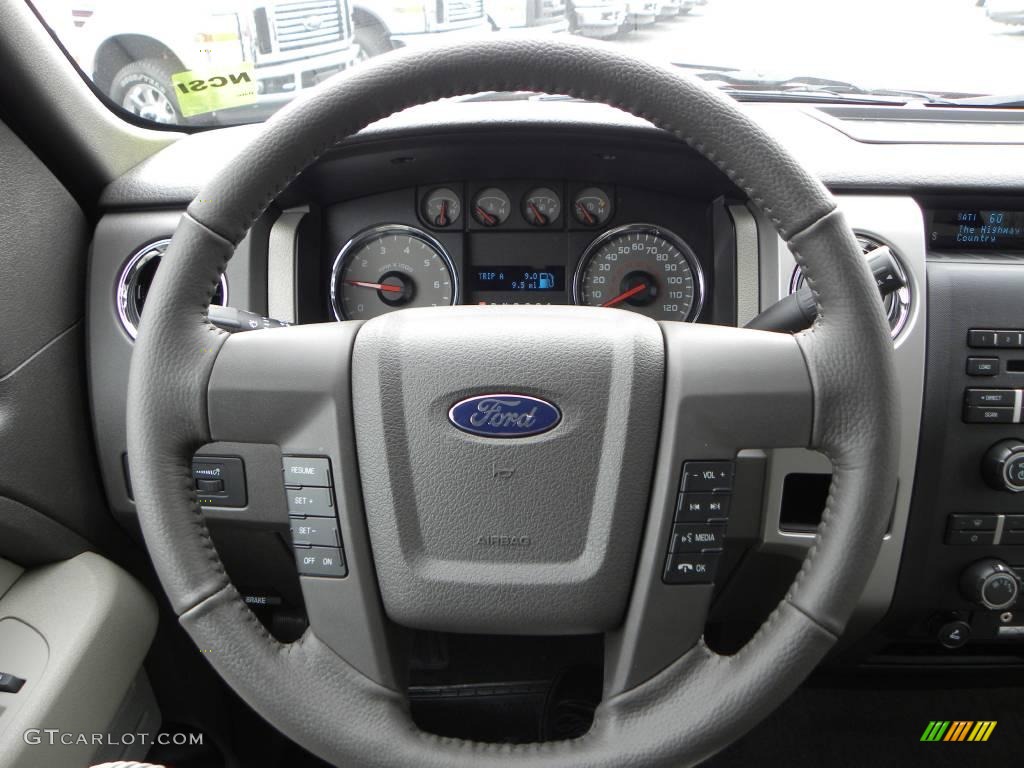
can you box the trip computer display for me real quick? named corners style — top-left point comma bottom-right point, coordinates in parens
top-left (928, 209), bottom-right (1024, 250)
top-left (471, 267), bottom-right (565, 292)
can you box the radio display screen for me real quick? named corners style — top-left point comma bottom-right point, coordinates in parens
top-left (471, 266), bottom-right (566, 292)
top-left (928, 209), bottom-right (1024, 250)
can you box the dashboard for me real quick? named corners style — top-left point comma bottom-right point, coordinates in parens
top-left (322, 182), bottom-right (712, 323)
top-left (84, 98), bottom-right (1024, 674)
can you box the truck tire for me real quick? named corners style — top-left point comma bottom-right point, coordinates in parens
top-left (109, 58), bottom-right (184, 126)
top-left (354, 22), bottom-right (392, 60)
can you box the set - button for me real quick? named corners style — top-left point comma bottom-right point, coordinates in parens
top-left (663, 460), bottom-right (733, 585)
top-left (284, 455), bottom-right (347, 578)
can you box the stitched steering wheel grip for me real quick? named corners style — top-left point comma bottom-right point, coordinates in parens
top-left (126, 37), bottom-right (898, 767)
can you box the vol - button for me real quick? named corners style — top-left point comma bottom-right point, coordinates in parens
top-left (680, 461), bottom-right (734, 493)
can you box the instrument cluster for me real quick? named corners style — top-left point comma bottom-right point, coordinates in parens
top-left (326, 181), bottom-right (711, 323)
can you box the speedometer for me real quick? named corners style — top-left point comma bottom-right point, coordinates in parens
top-left (330, 225), bottom-right (458, 320)
top-left (573, 224), bottom-right (704, 321)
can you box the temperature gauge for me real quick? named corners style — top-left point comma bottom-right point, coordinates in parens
top-left (573, 187), bottom-right (612, 227)
top-left (422, 187), bottom-right (461, 228)
top-left (522, 187), bottom-right (561, 227)
top-left (472, 187), bottom-right (511, 227)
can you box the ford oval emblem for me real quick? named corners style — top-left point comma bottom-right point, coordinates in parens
top-left (448, 394), bottom-right (561, 438)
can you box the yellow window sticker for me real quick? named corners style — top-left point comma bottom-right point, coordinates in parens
top-left (171, 63), bottom-right (256, 118)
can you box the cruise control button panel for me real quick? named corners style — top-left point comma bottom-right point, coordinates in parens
top-left (283, 456), bottom-right (346, 578)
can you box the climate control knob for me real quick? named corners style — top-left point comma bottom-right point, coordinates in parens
top-left (960, 559), bottom-right (1020, 610)
top-left (982, 439), bottom-right (1024, 493)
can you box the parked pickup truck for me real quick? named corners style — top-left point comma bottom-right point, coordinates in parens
top-left (623, 0), bottom-right (659, 28)
top-left (485, 0), bottom-right (571, 33)
top-left (568, 0), bottom-right (626, 37)
top-left (352, 0), bottom-right (494, 57)
top-left (59, 0), bottom-right (360, 125)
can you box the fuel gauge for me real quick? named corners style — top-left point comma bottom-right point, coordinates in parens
top-left (523, 187), bottom-right (561, 227)
top-left (573, 187), bottom-right (612, 227)
top-left (472, 187), bottom-right (511, 227)
top-left (422, 187), bottom-right (461, 228)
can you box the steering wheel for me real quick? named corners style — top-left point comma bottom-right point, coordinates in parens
top-left (126, 38), bottom-right (898, 767)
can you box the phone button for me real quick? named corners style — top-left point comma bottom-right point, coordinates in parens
top-left (662, 552), bottom-right (721, 585)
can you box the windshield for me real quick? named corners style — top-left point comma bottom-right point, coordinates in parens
top-left (28, 0), bottom-right (1024, 127)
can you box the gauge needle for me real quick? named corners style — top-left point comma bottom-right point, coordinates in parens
top-left (436, 200), bottom-right (448, 227)
top-left (576, 203), bottom-right (595, 225)
top-left (602, 283), bottom-right (647, 308)
top-left (475, 206), bottom-right (497, 226)
top-left (528, 202), bottom-right (547, 226)
top-left (344, 279), bottom-right (402, 293)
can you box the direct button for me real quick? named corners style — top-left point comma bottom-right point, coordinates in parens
top-left (283, 456), bottom-right (331, 488)
top-left (670, 523), bottom-right (726, 553)
top-left (966, 389), bottom-right (1017, 407)
top-left (289, 517), bottom-right (339, 547)
top-left (663, 552), bottom-right (720, 585)
top-left (294, 546), bottom-right (347, 577)
top-left (287, 487), bottom-right (334, 517)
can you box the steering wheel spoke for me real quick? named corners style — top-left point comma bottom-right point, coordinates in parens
top-left (206, 321), bottom-right (402, 688)
top-left (605, 323), bottom-right (813, 693)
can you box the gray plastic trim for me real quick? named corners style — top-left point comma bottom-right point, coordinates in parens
top-left (267, 207), bottom-right (308, 324)
top-left (729, 205), bottom-right (759, 326)
top-left (754, 195), bottom-right (926, 643)
top-left (0, 552), bottom-right (157, 768)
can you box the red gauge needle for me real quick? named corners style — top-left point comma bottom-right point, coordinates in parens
top-left (344, 279), bottom-right (402, 293)
top-left (436, 200), bottom-right (449, 227)
top-left (602, 283), bottom-right (647, 307)
top-left (475, 206), bottom-right (497, 226)
top-left (576, 203), bottom-right (595, 225)
top-left (528, 202), bottom-right (547, 226)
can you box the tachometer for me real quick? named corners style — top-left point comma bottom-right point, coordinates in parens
top-left (330, 225), bottom-right (458, 320)
top-left (573, 224), bottom-right (704, 322)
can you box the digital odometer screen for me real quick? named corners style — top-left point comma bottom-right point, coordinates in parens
top-left (929, 209), bottom-right (1024, 250)
top-left (471, 266), bottom-right (566, 292)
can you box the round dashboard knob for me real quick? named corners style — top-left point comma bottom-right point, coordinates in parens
top-left (960, 559), bottom-right (1020, 610)
top-left (982, 439), bottom-right (1024, 493)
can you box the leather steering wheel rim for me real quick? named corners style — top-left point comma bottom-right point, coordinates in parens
top-left (126, 37), bottom-right (899, 767)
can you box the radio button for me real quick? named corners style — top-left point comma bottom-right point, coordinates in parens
top-left (948, 514), bottom-right (997, 531)
top-left (968, 330), bottom-right (998, 348)
top-left (966, 389), bottom-right (1017, 407)
top-left (967, 357), bottom-right (999, 376)
top-left (964, 406), bottom-right (1014, 424)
